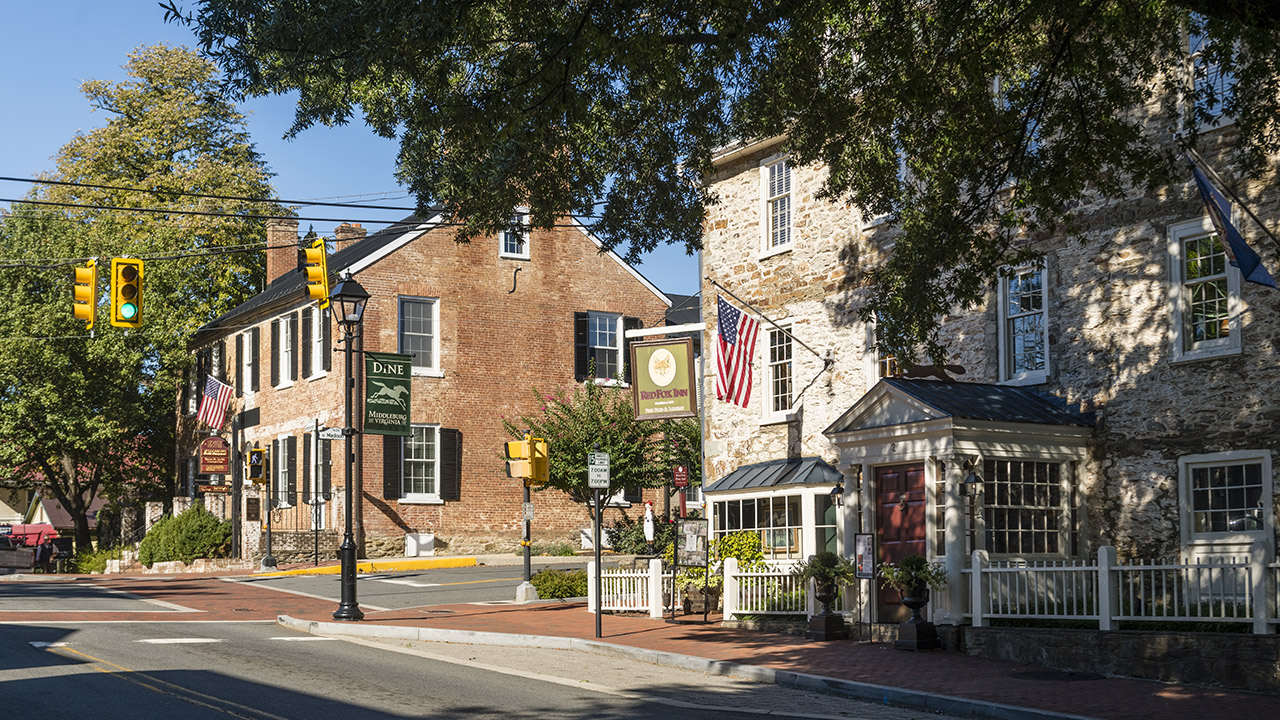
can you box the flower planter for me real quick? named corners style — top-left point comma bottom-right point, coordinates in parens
top-left (807, 582), bottom-right (848, 641)
top-left (682, 586), bottom-right (720, 614)
top-left (894, 585), bottom-right (941, 651)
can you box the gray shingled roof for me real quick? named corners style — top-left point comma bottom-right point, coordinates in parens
top-left (880, 378), bottom-right (1095, 427)
top-left (704, 456), bottom-right (843, 494)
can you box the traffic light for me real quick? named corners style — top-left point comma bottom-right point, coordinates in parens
top-left (504, 435), bottom-right (532, 480)
top-left (530, 437), bottom-right (549, 486)
top-left (72, 259), bottom-right (97, 329)
top-left (109, 258), bottom-right (144, 328)
top-left (302, 237), bottom-right (330, 311)
top-left (247, 448), bottom-right (268, 485)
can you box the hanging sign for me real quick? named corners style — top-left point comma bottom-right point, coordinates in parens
top-left (629, 338), bottom-right (697, 420)
top-left (672, 465), bottom-right (689, 488)
top-left (197, 436), bottom-right (231, 475)
top-left (364, 352), bottom-right (413, 436)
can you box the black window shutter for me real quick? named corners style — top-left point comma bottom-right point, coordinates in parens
top-left (196, 349), bottom-right (208, 405)
top-left (235, 333), bottom-right (243, 397)
top-left (622, 317), bottom-right (642, 384)
top-left (383, 435), bottom-right (402, 500)
top-left (321, 439), bottom-right (332, 500)
top-left (322, 309), bottom-right (332, 372)
top-left (219, 340), bottom-right (227, 381)
top-left (180, 368), bottom-right (190, 412)
top-left (270, 319), bottom-right (280, 387)
top-left (251, 327), bottom-right (261, 391)
top-left (301, 307), bottom-right (313, 378)
top-left (573, 312), bottom-right (589, 380)
top-left (440, 428), bottom-right (462, 502)
top-left (286, 435), bottom-right (298, 506)
top-left (302, 434), bottom-right (312, 503)
top-left (624, 485), bottom-right (643, 503)
top-left (290, 313), bottom-right (300, 381)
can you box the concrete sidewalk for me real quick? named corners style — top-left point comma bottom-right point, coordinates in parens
top-left (281, 598), bottom-right (1280, 720)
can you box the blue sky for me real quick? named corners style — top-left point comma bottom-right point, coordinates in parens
top-left (0, 2), bottom-right (699, 296)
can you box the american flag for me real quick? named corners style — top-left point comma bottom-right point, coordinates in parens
top-left (197, 375), bottom-right (235, 429)
top-left (1189, 156), bottom-right (1276, 289)
top-left (715, 296), bottom-right (759, 408)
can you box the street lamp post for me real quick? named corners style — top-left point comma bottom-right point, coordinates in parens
top-left (331, 271), bottom-right (370, 621)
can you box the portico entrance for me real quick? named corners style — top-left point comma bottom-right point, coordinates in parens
top-left (875, 463), bottom-right (926, 622)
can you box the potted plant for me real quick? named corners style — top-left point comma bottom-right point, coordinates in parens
top-left (793, 551), bottom-right (858, 641)
top-left (877, 553), bottom-right (947, 651)
top-left (676, 566), bottom-right (723, 613)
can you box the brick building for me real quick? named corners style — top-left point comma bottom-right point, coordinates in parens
top-left (699, 131), bottom-right (1280, 623)
top-left (178, 215), bottom-right (670, 560)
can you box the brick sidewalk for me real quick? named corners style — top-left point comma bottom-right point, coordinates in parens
top-left (291, 600), bottom-right (1280, 720)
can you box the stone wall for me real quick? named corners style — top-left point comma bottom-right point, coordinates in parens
top-left (700, 131), bottom-right (1280, 560)
top-left (964, 626), bottom-right (1280, 693)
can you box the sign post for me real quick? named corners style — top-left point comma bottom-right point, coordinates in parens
top-left (854, 533), bottom-right (875, 642)
top-left (588, 450), bottom-right (610, 639)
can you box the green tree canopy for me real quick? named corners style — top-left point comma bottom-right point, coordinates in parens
top-left (0, 44), bottom-right (281, 551)
top-left (503, 381), bottom-right (700, 519)
top-left (176, 1), bottom-right (1280, 361)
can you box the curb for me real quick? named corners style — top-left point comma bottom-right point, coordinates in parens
top-left (276, 615), bottom-right (1095, 720)
top-left (256, 556), bottom-right (477, 577)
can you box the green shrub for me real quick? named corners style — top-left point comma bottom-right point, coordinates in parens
top-left (138, 504), bottom-right (232, 566)
top-left (530, 568), bottom-right (587, 598)
top-left (72, 546), bottom-right (122, 574)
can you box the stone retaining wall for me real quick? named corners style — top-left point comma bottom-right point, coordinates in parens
top-left (963, 626), bottom-right (1280, 693)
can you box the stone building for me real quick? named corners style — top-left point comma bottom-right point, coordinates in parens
top-left (699, 133), bottom-right (1280, 622)
top-left (177, 215), bottom-right (670, 561)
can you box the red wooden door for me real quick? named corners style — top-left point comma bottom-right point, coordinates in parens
top-left (876, 463), bottom-right (926, 622)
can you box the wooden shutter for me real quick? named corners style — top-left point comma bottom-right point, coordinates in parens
top-left (624, 485), bottom-right (643, 503)
top-left (301, 308), bottom-right (313, 378)
top-left (180, 368), bottom-right (190, 412)
top-left (286, 435), bottom-right (298, 506)
top-left (320, 439), bottom-right (332, 500)
top-left (250, 327), bottom-right (261, 391)
top-left (235, 333), bottom-right (243, 396)
top-left (270, 319), bottom-right (280, 387)
top-left (622, 316), bottom-right (642, 384)
top-left (439, 428), bottom-right (462, 502)
top-left (302, 433), bottom-right (312, 503)
top-left (322, 309), bottom-right (332, 372)
top-left (290, 312), bottom-right (300, 382)
top-left (573, 312), bottom-right (589, 380)
top-left (383, 435), bottom-right (402, 500)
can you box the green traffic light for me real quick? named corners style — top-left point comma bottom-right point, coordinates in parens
top-left (120, 303), bottom-right (138, 320)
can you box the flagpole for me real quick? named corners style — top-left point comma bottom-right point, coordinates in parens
top-left (1184, 147), bottom-right (1280, 252)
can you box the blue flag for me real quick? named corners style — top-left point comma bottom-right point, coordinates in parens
top-left (1189, 158), bottom-right (1277, 289)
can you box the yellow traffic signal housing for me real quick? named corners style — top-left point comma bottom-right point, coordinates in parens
top-left (109, 258), bottom-right (144, 328)
top-left (72, 259), bottom-right (97, 329)
top-left (505, 436), bottom-right (532, 480)
top-left (303, 237), bottom-right (330, 310)
top-left (529, 438), bottom-right (549, 486)
top-left (247, 448), bottom-right (268, 485)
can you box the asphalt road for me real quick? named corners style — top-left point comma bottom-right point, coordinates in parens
top-left (235, 562), bottom-right (586, 610)
top-left (0, 620), bottom-right (952, 720)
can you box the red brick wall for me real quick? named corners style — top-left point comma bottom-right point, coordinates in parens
top-left (184, 220), bottom-right (671, 555)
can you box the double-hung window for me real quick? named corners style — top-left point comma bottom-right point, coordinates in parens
top-left (766, 325), bottom-right (793, 419)
top-left (403, 425), bottom-right (440, 501)
top-left (300, 307), bottom-right (329, 379)
top-left (238, 327), bottom-right (260, 394)
top-left (399, 297), bottom-right (441, 376)
top-left (1179, 450), bottom-right (1272, 550)
top-left (1185, 15), bottom-right (1235, 129)
top-left (588, 312), bottom-right (621, 380)
top-left (999, 267), bottom-right (1049, 384)
top-left (1169, 217), bottom-right (1241, 362)
top-left (500, 213), bottom-right (530, 260)
top-left (271, 313), bottom-right (297, 388)
top-left (763, 157), bottom-right (792, 254)
top-left (982, 459), bottom-right (1068, 556)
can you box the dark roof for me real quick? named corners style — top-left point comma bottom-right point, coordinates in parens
top-left (704, 456), bottom-right (843, 494)
top-left (664, 293), bottom-right (701, 325)
top-left (881, 378), bottom-right (1095, 427)
top-left (195, 214), bottom-right (433, 337)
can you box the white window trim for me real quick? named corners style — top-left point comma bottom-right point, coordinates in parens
top-left (1181, 20), bottom-right (1236, 133)
top-left (586, 311), bottom-right (625, 383)
top-left (273, 438), bottom-right (292, 509)
top-left (758, 154), bottom-right (793, 260)
top-left (998, 265), bottom-right (1050, 385)
top-left (241, 330), bottom-right (256, 395)
top-left (307, 308), bottom-right (328, 380)
top-left (399, 296), bottom-right (443, 377)
top-left (1168, 216), bottom-right (1243, 364)
top-left (761, 322), bottom-right (796, 425)
top-left (1178, 449), bottom-right (1273, 550)
top-left (400, 423), bottom-right (443, 504)
top-left (274, 314), bottom-right (295, 390)
top-left (862, 321), bottom-right (899, 388)
top-left (499, 211), bottom-right (531, 260)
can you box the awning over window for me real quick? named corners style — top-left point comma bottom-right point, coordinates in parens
top-left (704, 456), bottom-right (843, 494)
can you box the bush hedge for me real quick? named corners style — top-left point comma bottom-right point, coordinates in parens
top-left (530, 568), bottom-right (587, 598)
top-left (138, 504), bottom-right (232, 566)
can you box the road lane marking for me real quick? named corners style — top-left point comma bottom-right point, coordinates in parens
top-left (28, 641), bottom-right (68, 648)
top-left (136, 638), bottom-right (224, 644)
top-left (364, 577), bottom-right (441, 587)
top-left (44, 645), bottom-right (292, 720)
top-left (218, 576), bottom-right (390, 611)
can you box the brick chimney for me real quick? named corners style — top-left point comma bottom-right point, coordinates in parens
top-left (266, 218), bottom-right (300, 286)
top-left (333, 222), bottom-right (367, 253)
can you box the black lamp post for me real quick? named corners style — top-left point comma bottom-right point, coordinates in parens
top-left (331, 271), bottom-right (369, 621)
